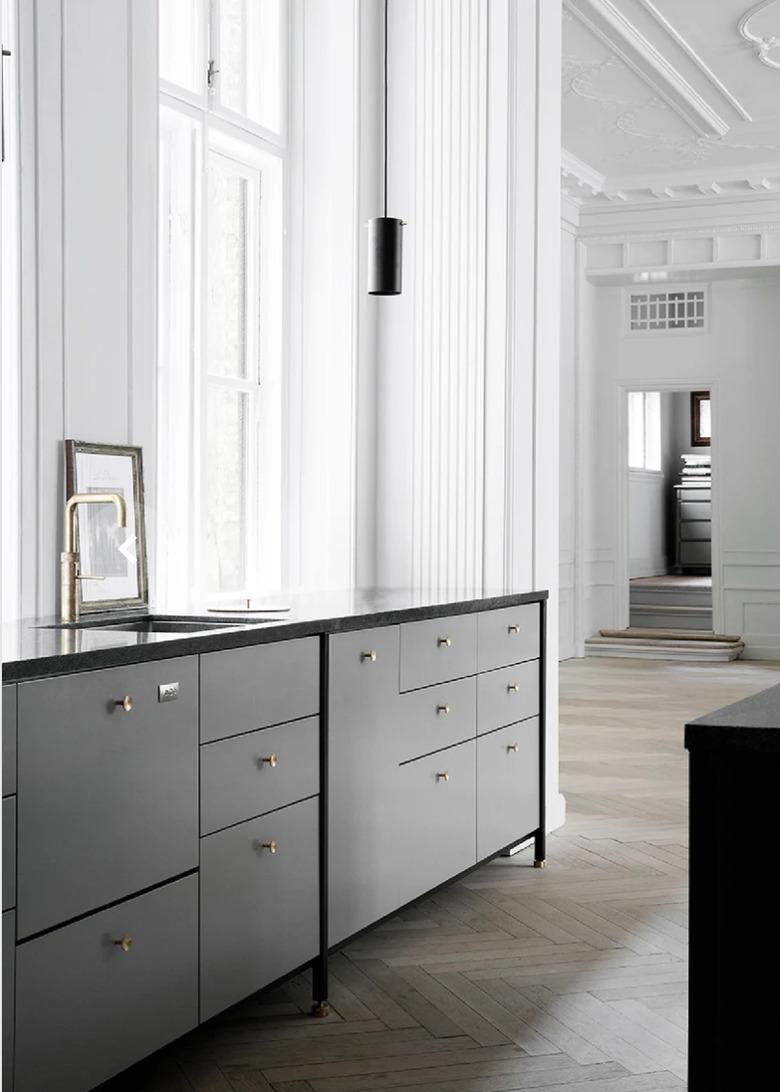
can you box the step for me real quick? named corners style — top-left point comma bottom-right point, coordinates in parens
top-left (629, 604), bottom-right (712, 631)
top-left (585, 635), bottom-right (743, 663)
top-left (629, 586), bottom-right (713, 608)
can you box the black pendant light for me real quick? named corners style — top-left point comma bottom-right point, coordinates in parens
top-left (368, 0), bottom-right (404, 295)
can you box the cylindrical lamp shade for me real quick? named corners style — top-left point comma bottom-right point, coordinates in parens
top-left (367, 216), bottom-right (404, 295)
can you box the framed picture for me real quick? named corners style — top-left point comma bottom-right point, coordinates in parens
top-left (64, 440), bottom-right (148, 613)
top-left (690, 391), bottom-right (711, 447)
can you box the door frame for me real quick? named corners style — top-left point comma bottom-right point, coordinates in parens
top-left (615, 379), bottom-right (723, 635)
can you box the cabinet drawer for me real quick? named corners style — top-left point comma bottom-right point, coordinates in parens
top-left (680, 541), bottom-right (711, 566)
top-left (17, 657), bottom-right (198, 938)
top-left (2, 796), bottom-right (14, 911)
top-left (478, 660), bottom-right (539, 736)
top-left (678, 488), bottom-right (710, 502)
top-left (200, 796), bottom-right (318, 1021)
top-left (3, 910), bottom-right (13, 1092)
top-left (3, 684), bottom-right (16, 797)
top-left (680, 501), bottom-right (711, 520)
top-left (394, 740), bottom-right (476, 907)
top-left (395, 677), bottom-right (476, 762)
top-left (680, 521), bottom-right (711, 541)
top-left (478, 604), bottom-right (540, 671)
top-left (201, 637), bottom-right (319, 743)
top-left (14, 874), bottom-right (198, 1092)
top-left (477, 719), bottom-right (539, 860)
top-left (399, 614), bottom-right (477, 692)
top-left (201, 715), bottom-right (318, 835)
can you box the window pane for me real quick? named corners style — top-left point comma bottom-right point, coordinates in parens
top-left (644, 392), bottom-right (661, 471)
top-left (699, 398), bottom-right (711, 440)
top-left (160, 0), bottom-right (204, 93)
top-left (206, 386), bottom-right (248, 592)
top-left (628, 392), bottom-right (645, 469)
top-left (207, 161), bottom-right (248, 378)
top-left (219, 0), bottom-right (282, 132)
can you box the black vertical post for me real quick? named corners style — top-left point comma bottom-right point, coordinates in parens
top-left (534, 598), bottom-right (547, 867)
top-left (311, 634), bottom-right (330, 1016)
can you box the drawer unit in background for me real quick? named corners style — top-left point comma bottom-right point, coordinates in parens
top-left (478, 604), bottom-right (540, 671)
top-left (2, 796), bottom-right (15, 912)
top-left (477, 659), bottom-right (539, 736)
top-left (200, 795), bottom-right (319, 1021)
top-left (395, 739), bottom-right (477, 906)
top-left (3, 683), bottom-right (16, 796)
top-left (17, 657), bottom-right (198, 938)
top-left (200, 637), bottom-right (319, 743)
top-left (14, 874), bottom-right (198, 1092)
top-left (477, 719), bottom-right (539, 860)
top-left (394, 677), bottom-right (476, 763)
top-left (201, 715), bottom-right (319, 835)
top-left (399, 613), bottom-right (477, 691)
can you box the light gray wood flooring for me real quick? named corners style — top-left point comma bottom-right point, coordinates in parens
top-left (99, 656), bottom-right (780, 1092)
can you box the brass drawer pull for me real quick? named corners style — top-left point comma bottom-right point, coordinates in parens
top-left (507, 683), bottom-right (520, 693)
top-left (113, 935), bottom-right (133, 953)
top-left (507, 743), bottom-right (519, 753)
top-left (437, 636), bottom-right (452, 648)
top-left (507, 623), bottom-right (521, 634)
top-left (436, 703), bottom-right (451, 715)
top-left (256, 839), bottom-right (278, 854)
top-left (361, 650), bottom-right (377, 663)
top-left (260, 753), bottom-right (278, 768)
top-left (435, 771), bottom-right (450, 782)
top-left (114, 695), bottom-right (133, 713)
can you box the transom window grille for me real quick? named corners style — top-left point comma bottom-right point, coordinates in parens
top-left (629, 289), bottom-right (705, 332)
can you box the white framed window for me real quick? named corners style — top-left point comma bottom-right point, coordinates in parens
top-left (628, 391), bottom-right (661, 472)
top-left (158, 0), bottom-right (285, 604)
top-left (627, 287), bottom-right (707, 334)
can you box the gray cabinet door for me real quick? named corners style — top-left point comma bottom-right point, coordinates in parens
top-left (3, 910), bottom-right (13, 1092)
top-left (477, 660), bottom-right (539, 736)
top-left (15, 875), bottom-right (198, 1092)
top-left (17, 657), bottom-right (198, 938)
top-left (394, 739), bottom-right (477, 908)
top-left (395, 677), bottom-right (476, 763)
top-left (3, 684), bottom-right (16, 797)
top-left (201, 715), bottom-right (319, 835)
top-left (3, 796), bottom-right (15, 912)
top-left (477, 719), bottom-right (539, 860)
top-left (200, 796), bottom-right (319, 1022)
top-left (478, 605), bottom-right (540, 671)
top-left (399, 614), bottom-right (478, 692)
top-left (328, 626), bottom-right (402, 946)
top-left (200, 637), bottom-right (319, 743)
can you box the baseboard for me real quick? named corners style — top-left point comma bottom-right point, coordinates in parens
top-left (741, 640), bottom-right (780, 662)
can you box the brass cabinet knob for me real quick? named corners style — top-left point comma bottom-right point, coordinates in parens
top-left (361, 650), bottom-right (377, 663)
top-left (113, 935), bottom-right (133, 952)
top-left (435, 771), bottom-right (450, 782)
top-left (507, 623), bottom-right (521, 634)
top-left (437, 636), bottom-right (452, 648)
top-left (260, 840), bottom-right (278, 854)
top-left (507, 683), bottom-right (520, 693)
top-left (114, 695), bottom-right (133, 713)
top-left (507, 743), bottom-right (519, 753)
top-left (436, 703), bottom-right (451, 715)
top-left (260, 754), bottom-right (278, 768)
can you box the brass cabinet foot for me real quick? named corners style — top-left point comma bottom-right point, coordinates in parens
top-left (312, 1001), bottom-right (331, 1018)
top-left (533, 859), bottom-right (546, 869)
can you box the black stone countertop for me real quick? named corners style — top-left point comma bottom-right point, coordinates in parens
top-left (2, 587), bottom-right (548, 683)
top-left (685, 682), bottom-right (780, 753)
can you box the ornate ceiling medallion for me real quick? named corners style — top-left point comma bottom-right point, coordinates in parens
top-left (738, 0), bottom-right (780, 70)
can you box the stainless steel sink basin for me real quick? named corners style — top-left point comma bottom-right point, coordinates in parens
top-left (41, 615), bottom-right (275, 632)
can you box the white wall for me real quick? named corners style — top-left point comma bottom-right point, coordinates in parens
top-left (559, 218), bottom-right (578, 659)
top-left (628, 391), bottom-right (673, 580)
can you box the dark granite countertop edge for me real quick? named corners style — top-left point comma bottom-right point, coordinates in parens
top-left (685, 722), bottom-right (780, 753)
top-left (3, 590), bottom-right (548, 683)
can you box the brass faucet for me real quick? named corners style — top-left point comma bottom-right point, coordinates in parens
top-left (61, 493), bottom-right (128, 622)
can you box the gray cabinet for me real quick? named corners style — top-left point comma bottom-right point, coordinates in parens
top-left (200, 796), bottom-right (319, 1021)
top-left (3, 683), bottom-right (17, 797)
top-left (477, 660), bottom-right (539, 736)
top-left (14, 874), bottom-right (198, 1092)
top-left (2, 797), bottom-right (15, 912)
top-left (399, 613), bottom-right (478, 691)
top-left (477, 719), bottom-right (539, 859)
top-left (477, 605), bottom-right (539, 671)
top-left (17, 657), bottom-right (199, 937)
top-left (395, 677), bottom-right (476, 762)
top-left (674, 483), bottom-right (711, 573)
top-left (201, 715), bottom-right (318, 835)
top-left (3, 910), bottom-right (13, 1091)
top-left (200, 637), bottom-right (318, 742)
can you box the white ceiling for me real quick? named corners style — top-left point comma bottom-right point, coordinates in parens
top-left (562, 0), bottom-right (780, 206)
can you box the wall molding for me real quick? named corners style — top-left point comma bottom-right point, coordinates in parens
top-left (738, 1), bottom-right (780, 71)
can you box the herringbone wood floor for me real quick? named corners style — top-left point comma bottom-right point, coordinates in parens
top-left (100, 656), bottom-right (780, 1092)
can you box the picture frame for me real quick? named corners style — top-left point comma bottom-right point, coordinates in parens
top-left (64, 440), bottom-right (148, 614)
top-left (690, 391), bottom-right (711, 448)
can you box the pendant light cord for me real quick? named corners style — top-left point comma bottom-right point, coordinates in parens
top-left (383, 0), bottom-right (389, 218)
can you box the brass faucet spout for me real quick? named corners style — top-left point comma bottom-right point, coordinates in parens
top-left (61, 492), bottom-right (128, 622)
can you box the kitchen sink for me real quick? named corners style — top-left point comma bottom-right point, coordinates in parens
top-left (41, 615), bottom-right (276, 632)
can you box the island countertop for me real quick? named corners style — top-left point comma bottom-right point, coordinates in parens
top-left (2, 587), bottom-right (548, 683)
top-left (685, 681), bottom-right (780, 753)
